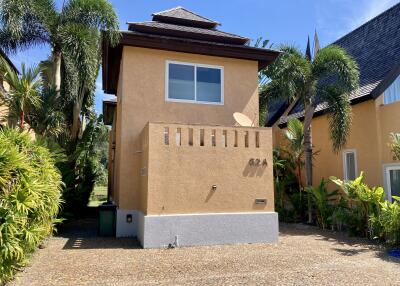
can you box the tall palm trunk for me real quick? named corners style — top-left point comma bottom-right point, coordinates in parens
top-left (19, 110), bottom-right (24, 129)
top-left (71, 100), bottom-right (82, 140)
top-left (71, 84), bottom-right (86, 140)
top-left (303, 103), bottom-right (315, 223)
top-left (52, 48), bottom-right (61, 94)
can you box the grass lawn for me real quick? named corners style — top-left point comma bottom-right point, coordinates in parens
top-left (87, 185), bottom-right (107, 207)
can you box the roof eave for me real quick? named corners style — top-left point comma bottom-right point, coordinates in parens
top-left (102, 31), bottom-right (281, 94)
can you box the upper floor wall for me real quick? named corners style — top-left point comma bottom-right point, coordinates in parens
top-left (118, 46), bottom-right (260, 128)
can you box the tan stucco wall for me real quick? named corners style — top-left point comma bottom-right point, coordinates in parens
top-left (274, 97), bottom-right (400, 189)
top-left (311, 100), bottom-right (381, 187)
top-left (143, 123), bottom-right (273, 215)
top-left (114, 46), bottom-right (261, 211)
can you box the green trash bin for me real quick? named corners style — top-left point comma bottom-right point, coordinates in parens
top-left (98, 202), bottom-right (116, 236)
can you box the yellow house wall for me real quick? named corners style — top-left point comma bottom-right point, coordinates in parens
top-left (114, 46), bottom-right (261, 212)
top-left (311, 100), bottom-right (381, 187)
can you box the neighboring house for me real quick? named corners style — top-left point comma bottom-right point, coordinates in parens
top-left (0, 49), bottom-right (18, 127)
top-left (268, 4), bottom-right (400, 200)
top-left (102, 7), bottom-right (280, 247)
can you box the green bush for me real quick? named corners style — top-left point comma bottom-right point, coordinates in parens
top-left (0, 128), bottom-right (62, 283)
top-left (331, 172), bottom-right (384, 237)
top-left (306, 179), bottom-right (339, 229)
top-left (370, 197), bottom-right (400, 246)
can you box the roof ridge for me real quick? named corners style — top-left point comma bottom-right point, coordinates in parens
top-left (178, 6), bottom-right (220, 25)
top-left (331, 2), bottom-right (400, 45)
top-left (152, 6), bottom-right (183, 16)
top-left (152, 6), bottom-right (220, 25)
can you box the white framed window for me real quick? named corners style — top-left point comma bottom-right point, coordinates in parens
top-left (384, 75), bottom-right (400, 105)
top-left (383, 164), bottom-right (400, 202)
top-left (165, 61), bottom-right (224, 105)
top-left (343, 149), bottom-right (357, 181)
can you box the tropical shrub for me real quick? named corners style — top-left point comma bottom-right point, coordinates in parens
top-left (0, 128), bottom-right (62, 283)
top-left (61, 114), bottom-right (109, 215)
top-left (273, 148), bottom-right (307, 222)
top-left (306, 179), bottom-right (339, 229)
top-left (370, 197), bottom-right (400, 246)
top-left (331, 172), bottom-right (384, 237)
top-left (389, 133), bottom-right (400, 161)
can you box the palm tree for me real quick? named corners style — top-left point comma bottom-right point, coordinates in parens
top-left (263, 44), bottom-right (359, 222)
top-left (0, 57), bottom-right (42, 129)
top-left (283, 118), bottom-right (304, 196)
top-left (0, 0), bottom-right (119, 139)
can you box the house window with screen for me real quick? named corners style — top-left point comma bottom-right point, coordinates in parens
top-left (384, 75), bottom-right (400, 104)
top-left (166, 61), bottom-right (223, 104)
top-left (385, 165), bottom-right (400, 201)
top-left (343, 150), bottom-right (357, 181)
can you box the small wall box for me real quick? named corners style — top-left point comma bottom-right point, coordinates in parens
top-left (255, 199), bottom-right (267, 204)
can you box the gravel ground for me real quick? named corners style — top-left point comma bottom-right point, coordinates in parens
top-left (9, 223), bottom-right (400, 286)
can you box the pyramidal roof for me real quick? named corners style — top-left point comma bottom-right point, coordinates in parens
top-left (152, 6), bottom-right (219, 28)
top-left (128, 6), bottom-right (249, 45)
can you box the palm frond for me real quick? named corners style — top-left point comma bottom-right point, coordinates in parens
top-left (262, 45), bottom-right (310, 102)
top-left (312, 45), bottom-right (359, 152)
top-left (61, 0), bottom-right (120, 46)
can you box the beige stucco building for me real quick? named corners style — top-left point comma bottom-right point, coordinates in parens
top-left (268, 4), bottom-right (400, 200)
top-left (102, 7), bottom-right (280, 247)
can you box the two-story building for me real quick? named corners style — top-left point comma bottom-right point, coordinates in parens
top-left (102, 7), bottom-right (280, 248)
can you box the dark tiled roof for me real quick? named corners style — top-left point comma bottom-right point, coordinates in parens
top-left (128, 6), bottom-right (249, 45)
top-left (103, 7), bottom-right (281, 94)
top-left (128, 21), bottom-right (249, 45)
top-left (152, 6), bottom-right (219, 28)
top-left (265, 97), bottom-right (289, 126)
top-left (268, 3), bottom-right (400, 126)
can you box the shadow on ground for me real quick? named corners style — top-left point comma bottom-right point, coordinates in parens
top-left (279, 223), bottom-right (400, 263)
top-left (57, 209), bottom-right (141, 250)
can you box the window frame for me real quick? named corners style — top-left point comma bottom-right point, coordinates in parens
top-left (342, 149), bottom-right (358, 181)
top-left (165, 60), bottom-right (224, 105)
top-left (383, 163), bottom-right (400, 202)
top-left (383, 75), bottom-right (400, 105)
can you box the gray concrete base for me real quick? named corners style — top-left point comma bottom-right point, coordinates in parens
top-left (115, 209), bottom-right (141, 237)
top-left (139, 212), bottom-right (279, 248)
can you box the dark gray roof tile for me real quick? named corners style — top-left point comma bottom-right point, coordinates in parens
top-left (128, 21), bottom-right (249, 45)
top-left (152, 6), bottom-right (219, 28)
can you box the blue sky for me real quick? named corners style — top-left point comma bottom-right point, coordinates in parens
top-left (8, 0), bottom-right (399, 113)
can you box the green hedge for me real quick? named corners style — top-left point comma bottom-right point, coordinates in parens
top-left (0, 128), bottom-right (62, 284)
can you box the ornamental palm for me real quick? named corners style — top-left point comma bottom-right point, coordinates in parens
top-left (0, 57), bottom-right (42, 129)
top-left (0, 0), bottom-right (119, 139)
top-left (263, 44), bottom-right (359, 222)
top-left (283, 118), bottom-right (304, 195)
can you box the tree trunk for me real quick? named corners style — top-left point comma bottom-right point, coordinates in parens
top-left (19, 110), bottom-right (24, 129)
top-left (53, 48), bottom-right (61, 94)
top-left (297, 161), bottom-right (303, 202)
top-left (71, 100), bottom-right (82, 140)
top-left (71, 83), bottom-right (87, 140)
top-left (303, 103), bottom-right (315, 223)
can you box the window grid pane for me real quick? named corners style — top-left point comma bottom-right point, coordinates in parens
top-left (168, 64), bottom-right (195, 100)
top-left (196, 67), bottom-right (221, 103)
top-left (345, 152), bottom-right (356, 180)
top-left (389, 169), bottom-right (400, 198)
top-left (384, 75), bottom-right (400, 105)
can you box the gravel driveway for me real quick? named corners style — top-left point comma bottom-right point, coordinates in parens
top-left (10, 222), bottom-right (400, 286)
